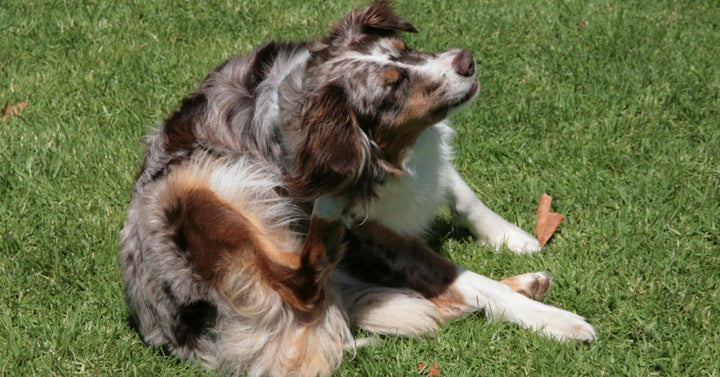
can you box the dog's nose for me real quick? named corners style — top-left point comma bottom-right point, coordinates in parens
top-left (452, 49), bottom-right (475, 77)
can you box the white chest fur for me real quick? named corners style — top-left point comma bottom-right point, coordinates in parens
top-left (361, 122), bottom-right (456, 236)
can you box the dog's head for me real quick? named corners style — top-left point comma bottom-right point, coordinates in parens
top-left (288, 1), bottom-right (478, 200)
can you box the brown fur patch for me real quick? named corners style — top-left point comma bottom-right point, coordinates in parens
top-left (375, 118), bottom-right (426, 168)
top-left (390, 39), bottom-right (407, 51)
top-left (381, 67), bottom-right (402, 85)
top-left (358, 1), bottom-right (418, 34)
top-left (165, 184), bottom-right (272, 283)
top-left (163, 94), bottom-right (207, 154)
top-left (163, 173), bottom-right (345, 316)
top-left (276, 216), bottom-right (346, 315)
top-left (340, 221), bottom-right (458, 299)
top-left (374, 80), bottom-right (447, 167)
top-left (395, 86), bottom-right (443, 126)
top-left (428, 287), bottom-right (468, 321)
top-left (286, 85), bottom-right (366, 199)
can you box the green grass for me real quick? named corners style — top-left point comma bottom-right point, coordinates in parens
top-left (1, 0), bottom-right (718, 375)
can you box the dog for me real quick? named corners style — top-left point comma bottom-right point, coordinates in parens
top-left (120, 2), bottom-right (595, 376)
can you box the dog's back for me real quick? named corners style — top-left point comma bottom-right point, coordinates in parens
top-left (132, 41), bottom-right (309, 195)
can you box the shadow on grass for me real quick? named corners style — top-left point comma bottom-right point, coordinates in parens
top-left (426, 218), bottom-right (475, 257)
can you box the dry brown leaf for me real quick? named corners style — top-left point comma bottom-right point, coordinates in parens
top-left (1, 102), bottom-right (11, 120)
top-left (418, 362), bottom-right (441, 376)
top-left (536, 193), bottom-right (563, 247)
top-left (2, 101), bottom-right (28, 121)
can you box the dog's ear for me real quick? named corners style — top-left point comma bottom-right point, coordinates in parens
top-left (287, 85), bottom-right (367, 198)
top-left (356, 0), bottom-right (418, 34)
top-left (317, 1), bottom-right (417, 50)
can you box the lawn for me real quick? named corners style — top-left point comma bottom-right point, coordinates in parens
top-left (1, 0), bottom-right (718, 375)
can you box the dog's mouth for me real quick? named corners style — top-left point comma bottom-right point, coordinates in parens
top-left (462, 80), bottom-right (479, 103)
top-left (449, 79), bottom-right (479, 108)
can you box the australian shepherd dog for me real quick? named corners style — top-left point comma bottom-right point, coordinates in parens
top-left (120, 1), bottom-right (595, 375)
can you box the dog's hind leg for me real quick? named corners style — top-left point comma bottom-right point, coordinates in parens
top-left (275, 194), bottom-right (350, 314)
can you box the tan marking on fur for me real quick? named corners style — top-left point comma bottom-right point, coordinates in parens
top-left (212, 257), bottom-right (346, 376)
top-left (216, 213), bottom-right (343, 317)
top-left (375, 117), bottom-right (426, 168)
top-left (375, 86), bottom-right (443, 167)
top-left (167, 166), bottom-right (303, 270)
top-left (428, 287), bottom-right (469, 321)
top-left (500, 275), bottom-right (524, 293)
top-left (275, 216), bottom-right (346, 316)
top-left (396, 86), bottom-right (437, 126)
top-left (381, 67), bottom-right (401, 85)
top-left (285, 328), bottom-right (332, 376)
top-left (390, 39), bottom-right (406, 51)
top-left (500, 273), bottom-right (551, 301)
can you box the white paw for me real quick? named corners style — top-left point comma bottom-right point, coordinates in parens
top-left (454, 270), bottom-right (594, 342)
top-left (501, 231), bottom-right (542, 254)
top-left (517, 301), bottom-right (596, 342)
top-left (482, 221), bottom-right (541, 254)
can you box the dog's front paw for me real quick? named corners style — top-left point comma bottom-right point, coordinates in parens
top-left (535, 309), bottom-right (596, 342)
top-left (500, 272), bottom-right (551, 300)
top-left (481, 222), bottom-right (541, 254)
top-left (519, 302), bottom-right (596, 342)
top-left (501, 230), bottom-right (542, 254)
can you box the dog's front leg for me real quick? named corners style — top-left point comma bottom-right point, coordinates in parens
top-left (447, 168), bottom-right (541, 254)
top-left (340, 221), bottom-right (594, 341)
top-left (452, 267), bottom-right (596, 341)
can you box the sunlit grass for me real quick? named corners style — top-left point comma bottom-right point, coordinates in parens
top-left (1, 0), bottom-right (718, 375)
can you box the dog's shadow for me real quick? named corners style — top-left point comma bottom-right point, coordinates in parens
top-left (425, 217), bottom-right (476, 258)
